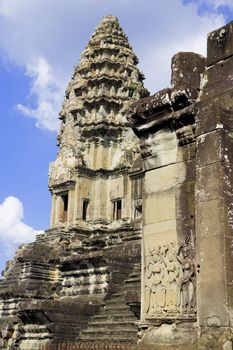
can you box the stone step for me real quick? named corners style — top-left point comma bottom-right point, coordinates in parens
top-left (107, 292), bottom-right (125, 297)
top-left (80, 334), bottom-right (137, 343)
top-left (87, 320), bottom-right (136, 327)
top-left (94, 314), bottom-right (136, 322)
top-left (124, 277), bottom-right (140, 284)
top-left (82, 326), bottom-right (137, 333)
top-left (92, 314), bottom-right (136, 321)
top-left (76, 259), bottom-right (140, 345)
top-left (103, 305), bottom-right (132, 314)
top-left (104, 297), bottom-right (125, 305)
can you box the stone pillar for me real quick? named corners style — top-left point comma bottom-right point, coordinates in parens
top-left (73, 181), bottom-right (79, 221)
top-left (55, 195), bottom-right (62, 224)
top-left (67, 188), bottom-right (75, 223)
top-left (50, 194), bottom-right (56, 227)
top-left (93, 178), bottom-right (101, 221)
top-left (123, 175), bottom-right (131, 220)
top-left (196, 21), bottom-right (233, 331)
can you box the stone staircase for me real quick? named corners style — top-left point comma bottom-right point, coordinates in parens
top-left (78, 287), bottom-right (139, 345)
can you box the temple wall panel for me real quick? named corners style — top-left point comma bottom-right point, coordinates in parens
top-left (140, 126), bottom-right (196, 321)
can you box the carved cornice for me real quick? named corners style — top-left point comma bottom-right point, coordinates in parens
top-left (76, 119), bottom-right (126, 129)
top-left (128, 87), bottom-right (198, 134)
top-left (76, 165), bottom-right (130, 179)
top-left (77, 122), bottom-right (127, 140)
top-left (50, 180), bottom-right (76, 193)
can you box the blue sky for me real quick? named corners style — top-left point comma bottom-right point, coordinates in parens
top-left (0, 0), bottom-right (233, 273)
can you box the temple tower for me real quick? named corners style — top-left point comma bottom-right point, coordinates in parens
top-left (49, 15), bottom-right (147, 231)
top-left (0, 16), bottom-right (148, 350)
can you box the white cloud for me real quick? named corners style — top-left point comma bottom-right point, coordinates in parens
top-left (133, 1), bottom-right (225, 93)
top-left (0, 0), bottom-right (229, 129)
top-left (197, 0), bottom-right (233, 9)
top-left (17, 58), bottom-right (62, 131)
top-left (0, 196), bottom-right (43, 270)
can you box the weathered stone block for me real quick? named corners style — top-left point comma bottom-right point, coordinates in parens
top-left (197, 280), bottom-right (228, 327)
top-left (196, 234), bottom-right (225, 280)
top-left (176, 143), bottom-right (196, 163)
top-left (196, 129), bottom-right (225, 166)
top-left (201, 57), bottom-right (233, 99)
top-left (144, 188), bottom-right (176, 224)
top-left (171, 52), bottom-right (206, 88)
top-left (196, 163), bottom-right (224, 202)
top-left (195, 199), bottom-right (224, 237)
top-left (175, 181), bottom-right (195, 238)
top-left (196, 94), bottom-right (233, 136)
top-left (207, 21), bottom-right (233, 66)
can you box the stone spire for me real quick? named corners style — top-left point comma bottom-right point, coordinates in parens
top-left (49, 15), bottom-right (148, 187)
top-left (61, 15), bottom-right (147, 128)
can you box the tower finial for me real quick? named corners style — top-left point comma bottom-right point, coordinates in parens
top-left (101, 14), bottom-right (119, 21)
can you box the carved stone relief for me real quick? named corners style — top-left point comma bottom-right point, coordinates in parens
top-left (145, 239), bottom-right (196, 318)
top-left (49, 148), bottom-right (77, 187)
top-left (177, 238), bottom-right (196, 316)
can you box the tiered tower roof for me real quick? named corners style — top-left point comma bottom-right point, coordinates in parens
top-left (49, 15), bottom-right (148, 187)
top-left (59, 15), bottom-right (148, 135)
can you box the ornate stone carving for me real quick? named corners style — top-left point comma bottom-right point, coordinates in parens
top-left (145, 243), bottom-right (179, 317)
top-left (49, 15), bottom-right (149, 179)
top-left (145, 238), bottom-right (196, 318)
top-left (49, 148), bottom-right (77, 187)
top-left (177, 237), bottom-right (196, 316)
